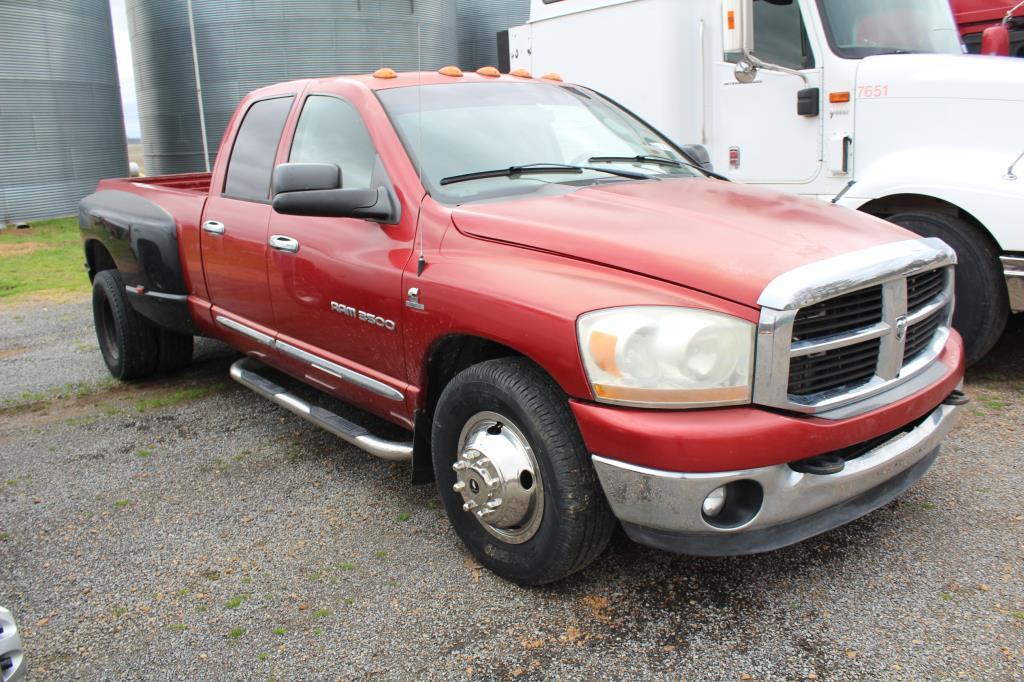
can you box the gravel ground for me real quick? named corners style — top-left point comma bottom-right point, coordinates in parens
top-left (1, 295), bottom-right (1022, 681)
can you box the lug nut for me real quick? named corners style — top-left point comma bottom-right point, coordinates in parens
top-left (452, 481), bottom-right (466, 493)
top-left (462, 501), bottom-right (477, 512)
top-left (452, 462), bottom-right (467, 472)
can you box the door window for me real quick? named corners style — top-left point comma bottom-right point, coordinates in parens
top-left (290, 96), bottom-right (378, 190)
top-left (223, 96), bottom-right (294, 202)
top-left (729, 0), bottom-right (816, 70)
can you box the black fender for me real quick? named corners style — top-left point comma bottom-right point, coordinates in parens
top-left (79, 190), bottom-right (197, 335)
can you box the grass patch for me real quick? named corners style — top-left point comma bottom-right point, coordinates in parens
top-left (0, 217), bottom-right (90, 300)
top-left (920, 501), bottom-right (936, 511)
top-left (136, 449), bottom-right (153, 458)
top-left (272, 626), bottom-right (286, 635)
top-left (396, 512), bottom-right (411, 522)
top-left (228, 627), bottom-right (246, 639)
top-left (225, 595), bottom-right (246, 609)
top-left (257, 653), bottom-right (269, 661)
top-left (0, 532), bottom-right (10, 542)
top-left (169, 623), bottom-right (188, 632)
top-left (313, 609), bottom-right (330, 619)
top-left (113, 499), bottom-right (132, 509)
top-left (135, 384), bottom-right (226, 412)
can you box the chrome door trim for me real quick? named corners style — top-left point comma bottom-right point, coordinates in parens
top-left (202, 220), bottom-right (225, 235)
top-left (215, 315), bottom-right (274, 346)
top-left (269, 234), bottom-right (300, 253)
top-left (275, 340), bottom-right (405, 402)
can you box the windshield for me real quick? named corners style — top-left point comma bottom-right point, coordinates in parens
top-left (377, 82), bottom-right (698, 203)
top-left (817, 0), bottom-right (963, 58)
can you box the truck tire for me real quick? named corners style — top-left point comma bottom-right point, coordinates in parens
top-left (887, 211), bottom-right (1008, 366)
top-left (92, 269), bottom-right (159, 381)
top-left (157, 329), bottom-right (194, 373)
top-left (432, 357), bottom-right (615, 585)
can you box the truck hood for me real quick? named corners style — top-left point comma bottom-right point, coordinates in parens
top-left (857, 53), bottom-right (1024, 102)
top-left (451, 179), bottom-right (912, 308)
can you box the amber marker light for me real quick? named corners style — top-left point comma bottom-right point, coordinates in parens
top-left (438, 65), bottom-right (464, 77)
top-left (476, 66), bottom-right (500, 77)
top-left (829, 91), bottom-right (851, 103)
top-left (510, 68), bottom-right (532, 78)
top-left (372, 68), bottom-right (397, 79)
top-left (541, 72), bottom-right (563, 82)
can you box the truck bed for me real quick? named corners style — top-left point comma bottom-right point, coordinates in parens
top-left (117, 172), bottom-right (212, 195)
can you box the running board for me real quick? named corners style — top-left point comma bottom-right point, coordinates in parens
top-left (229, 357), bottom-right (413, 462)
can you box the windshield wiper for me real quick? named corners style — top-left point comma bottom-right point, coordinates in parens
top-left (589, 155), bottom-right (731, 182)
top-left (440, 162), bottom-right (649, 186)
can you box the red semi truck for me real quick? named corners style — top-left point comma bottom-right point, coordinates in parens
top-left (953, 0), bottom-right (1024, 54)
top-left (80, 69), bottom-right (965, 584)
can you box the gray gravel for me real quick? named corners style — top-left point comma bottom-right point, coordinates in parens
top-left (1, 295), bottom-right (1022, 680)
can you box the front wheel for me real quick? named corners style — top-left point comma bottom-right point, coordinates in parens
top-left (432, 358), bottom-right (615, 585)
top-left (887, 211), bottom-right (1008, 366)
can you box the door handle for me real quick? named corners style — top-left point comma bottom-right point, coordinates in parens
top-left (202, 220), bottom-right (225, 235)
top-left (269, 234), bottom-right (300, 253)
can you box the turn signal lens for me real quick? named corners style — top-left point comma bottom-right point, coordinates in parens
top-left (829, 91), bottom-right (851, 103)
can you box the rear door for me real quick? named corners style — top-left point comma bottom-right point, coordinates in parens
top-left (201, 95), bottom-right (294, 332)
top-left (266, 93), bottom-right (414, 412)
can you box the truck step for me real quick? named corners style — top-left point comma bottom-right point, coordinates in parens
top-left (229, 357), bottom-right (413, 462)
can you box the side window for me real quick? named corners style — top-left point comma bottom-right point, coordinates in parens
top-left (290, 96), bottom-right (378, 190)
top-left (223, 96), bottom-right (294, 201)
top-left (728, 0), bottom-right (815, 70)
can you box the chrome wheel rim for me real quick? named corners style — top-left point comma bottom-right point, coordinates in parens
top-left (453, 411), bottom-right (544, 544)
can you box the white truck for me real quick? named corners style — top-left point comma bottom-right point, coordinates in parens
top-left (509, 0), bottom-right (1024, 364)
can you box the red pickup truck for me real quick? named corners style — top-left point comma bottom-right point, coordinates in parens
top-left (953, 0), bottom-right (1024, 55)
top-left (80, 68), bottom-right (966, 585)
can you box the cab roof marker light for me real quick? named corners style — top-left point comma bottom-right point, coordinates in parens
top-left (439, 65), bottom-right (464, 77)
top-left (541, 72), bottom-right (563, 82)
top-left (476, 66), bottom-right (501, 77)
top-left (510, 68), bottom-right (532, 79)
top-left (373, 68), bottom-right (397, 79)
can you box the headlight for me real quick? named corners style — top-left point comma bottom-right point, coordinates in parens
top-left (577, 306), bottom-right (755, 408)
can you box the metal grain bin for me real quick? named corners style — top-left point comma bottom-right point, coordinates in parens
top-left (456, 0), bottom-right (529, 71)
top-left (128, 0), bottom-right (457, 176)
top-left (0, 0), bottom-right (128, 222)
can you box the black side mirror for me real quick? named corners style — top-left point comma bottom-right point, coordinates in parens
top-left (681, 144), bottom-right (714, 172)
top-left (271, 162), bottom-right (397, 223)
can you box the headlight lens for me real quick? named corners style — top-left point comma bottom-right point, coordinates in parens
top-left (578, 307), bottom-right (755, 408)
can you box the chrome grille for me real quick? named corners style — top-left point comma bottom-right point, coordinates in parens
top-left (754, 239), bottom-right (956, 417)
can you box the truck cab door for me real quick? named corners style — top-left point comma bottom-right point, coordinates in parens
top-left (712, 0), bottom-right (822, 185)
top-left (266, 94), bottom-right (413, 419)
top-left (201, 95), bottom-right (294, 336)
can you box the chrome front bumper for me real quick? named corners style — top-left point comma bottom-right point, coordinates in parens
top-left (592, 402), bottom-right (960, 556)
top-left (1003, 255), bottom-right (1024, 313)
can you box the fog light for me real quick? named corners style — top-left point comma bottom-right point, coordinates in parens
top-left (702, 486), bottom-right (727, 517)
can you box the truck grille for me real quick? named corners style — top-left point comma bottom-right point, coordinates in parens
top-left (754, 239), bottom-right (956, 416)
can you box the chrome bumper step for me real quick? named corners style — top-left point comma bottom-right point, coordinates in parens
top-left (229, 357), bottom-right (413, 462)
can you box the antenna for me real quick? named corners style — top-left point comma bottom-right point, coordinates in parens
top-left (416, 23), bottom-right (426, 276)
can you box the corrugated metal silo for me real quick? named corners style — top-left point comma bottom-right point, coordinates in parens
top-left (128, 0), bottom-right (458, 176)
top-left (457, 0), bottom-right (530, 71)
top-left (0, 0), bottom-right (128, 222)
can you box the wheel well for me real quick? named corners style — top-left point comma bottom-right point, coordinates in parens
top-left (85, 239), bottom-right (116, 282)
top-left (410, 335), bottom-right (524, 484)
top-left (857, 193), bottom-right (1002, 252)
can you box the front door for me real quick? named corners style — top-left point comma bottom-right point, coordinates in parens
top-left (711, 0), bottom-right (822, 185)
top-left (201, 95), bottom-right (294, 329)
top-left (266, 93), bottom-right (414, 415)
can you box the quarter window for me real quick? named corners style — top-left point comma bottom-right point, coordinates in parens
top-left (223, 96), bottom-right (294, 202)
top-left (290, 96), bottom-right (378, 190)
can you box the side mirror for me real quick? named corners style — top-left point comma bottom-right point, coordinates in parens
top-left (734, 58), bottom-right (758, 84)
top-left (271, 162), bottom-right (396, 223)
top-left (681, 144), bottom-right (715, 172)
top-left (981, 25), bottom-right (1011, 56)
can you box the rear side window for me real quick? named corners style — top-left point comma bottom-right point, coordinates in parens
top-left (290, 95), bottom-right (377, 190)
top-left (223, 96), bottom-right (294, 201)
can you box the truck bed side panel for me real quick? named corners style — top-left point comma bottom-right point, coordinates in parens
top-left (79, 185), bottom-right (205, 335)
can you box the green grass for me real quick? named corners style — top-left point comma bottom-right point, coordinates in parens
top-left (136, 449), bottom-right (153, 458)
top-left (169, 623), bottom-right (188, 632)
top-left (0, 532), bottom-right (10, 542)
top-left (271, 626), bottom-right (286, 635)
top-left (135, 384), bottom-right (227, 412)
top-left (0, 217), bottom-right (89, 300)
top-left (313, 609), bottom-right (330, 619)
top-left (228, 627), bottom-right (246, 639)
top-left (396, 512), bottom-right (411, 522)
top-left (113, 499), bottom-right (132, 509)
top-left (225, 595), bottom-right (246, 609)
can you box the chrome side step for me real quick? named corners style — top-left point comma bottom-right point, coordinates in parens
top-left (229, 357), bottom-right (413, 462)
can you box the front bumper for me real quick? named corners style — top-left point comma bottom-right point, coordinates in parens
top-left (592, 402), bottom-right (960, 556)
